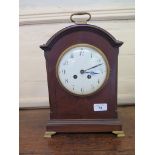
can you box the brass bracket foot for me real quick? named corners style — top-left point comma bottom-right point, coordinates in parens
top-left (44, 131), bottom-right (56, 138)
top-left (112, 131), bottom-right (125, 137)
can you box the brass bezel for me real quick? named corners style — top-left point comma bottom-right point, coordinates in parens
top-left (56, 44), bottom-right (110, 97)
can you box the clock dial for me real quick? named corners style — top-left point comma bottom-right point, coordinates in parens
top-left (57, 44), bottom-right (109, 96)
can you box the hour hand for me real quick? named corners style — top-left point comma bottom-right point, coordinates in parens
top-left (84, 71), bottom-right (99, 75)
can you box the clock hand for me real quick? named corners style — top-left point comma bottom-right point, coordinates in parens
top-left (80, 63), bottom-right (103, 74)
top-left (84, 63), bottom-right (103, 71)
top-left (84, 71), bottom-right (99, 75)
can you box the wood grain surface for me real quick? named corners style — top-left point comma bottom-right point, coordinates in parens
top-left (19, 106), bottom-right (135, 155)
top-left (41, 24), bottom-right (122, 121)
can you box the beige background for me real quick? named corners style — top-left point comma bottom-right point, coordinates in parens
top-left (19, 0), bottom-right (135, 107)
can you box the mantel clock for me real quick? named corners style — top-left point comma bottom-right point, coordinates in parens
top-left (40, 12), bottom-right (125, 137)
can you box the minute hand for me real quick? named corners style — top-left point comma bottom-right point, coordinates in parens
top-left (84, 63), bottom-right (103, 71)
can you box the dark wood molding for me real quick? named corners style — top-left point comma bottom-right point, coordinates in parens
top-left (47, 119), bottom-right (122, 132)
top-left (40, 24), bottom-right (123, 52)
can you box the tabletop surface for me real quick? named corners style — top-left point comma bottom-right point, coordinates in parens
top-left (19, 106), bottom-right (135, 155)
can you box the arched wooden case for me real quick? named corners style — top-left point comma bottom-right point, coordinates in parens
top-left (40, 24), bottom-right (123, 133)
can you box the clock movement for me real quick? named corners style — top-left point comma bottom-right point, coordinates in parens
top-left (40, 12), bottom-right (125, 137)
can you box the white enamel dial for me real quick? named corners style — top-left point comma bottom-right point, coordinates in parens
top-left (57, 44), bottom-right (109, 96)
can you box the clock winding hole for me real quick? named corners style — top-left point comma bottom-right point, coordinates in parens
top-left (73, 75), bottom-right (78, 79)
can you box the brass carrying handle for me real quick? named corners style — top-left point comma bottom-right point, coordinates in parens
top-left (70, 12), bottom-right (91, 24)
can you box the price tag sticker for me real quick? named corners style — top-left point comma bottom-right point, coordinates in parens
top-left (93, 103), bottom-right (107, 111)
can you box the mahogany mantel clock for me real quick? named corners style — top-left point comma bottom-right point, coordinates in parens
top-left (40, 12), bottom-right (125, 137)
